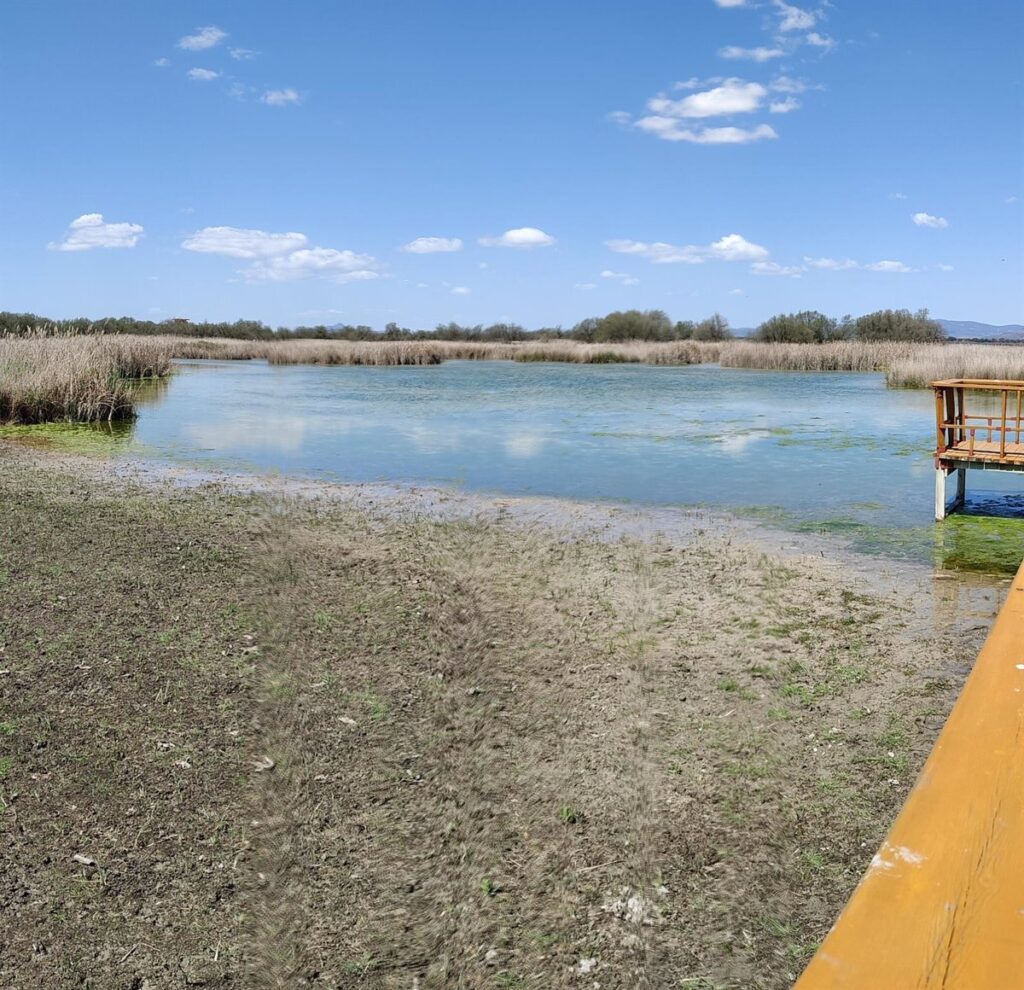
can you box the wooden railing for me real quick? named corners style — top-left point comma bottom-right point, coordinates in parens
top-left (933, 378), bottom-right (1024, 464)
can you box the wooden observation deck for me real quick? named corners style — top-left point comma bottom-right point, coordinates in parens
top-left (933, 378), bottom-right (1024, 519)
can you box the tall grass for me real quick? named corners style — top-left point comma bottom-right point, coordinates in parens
top-left (0, 335), bottom-right (174, 424)
top-left (719, 340), bottom-right (925, 372)
top-left (885, 344), bottom-right (1024, 388)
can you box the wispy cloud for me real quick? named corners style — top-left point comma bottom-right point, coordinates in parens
top-left (865, 260), bottom-right (914, 273)
top-left (401, 236), bottom-right (463, 254)
top-left (178, 26), bottom-right (227, 51)
top-left (714, 0), bottom-right (749, 6)
top-left (633, 119), bottom-right (777, 144)
top-left (229, 48), bottom-right (257, 60)
top-left (805, 32), bottom-right (836, 51)
top-left (600, 270), bottom-right (640, 285)
top-left (153, 57), bottom-right (171, 68)
top-left (49, 213), bottom-right (143, 252)
top-left (607, 233), bottom-right (769, 264)
top-left (187, 68), bottom-right (221, 82)
top-left (769, 97), bottom-right (801, 113)
top-left (913, 211), bottom-right (949, 229)
top-left (888, 192), bottom-right (908, 200)
top-left (261, 88), bottom-right (301, 107)
top-left (718, 46), bottom-right (785, 62)
top-left (804, 256), bottom-right (858, 270)
top-left (751, 261), bottom-right (803, 277)
top-left (479, 227), bottom-right (555, 248)
top-left (450, 286), bottom-right (471, 295)
top-left (774, 1), bottom-right (816, 32)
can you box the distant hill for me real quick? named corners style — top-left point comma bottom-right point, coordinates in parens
top-left (938, 319), bottom-right (1024, 340)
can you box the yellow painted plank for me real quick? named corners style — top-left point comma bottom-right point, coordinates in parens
top-left (794, 562), bottom-right (1024, 989)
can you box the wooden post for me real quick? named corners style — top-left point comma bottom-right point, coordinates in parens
top-left (934, 388), bottom-right (947, 454)
top-left (955, 468), bottom-right (966, 511)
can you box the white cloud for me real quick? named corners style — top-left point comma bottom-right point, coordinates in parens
top-left (229, 48), bottom-right (257, 60)
top-left (178, 26), bottom-right (227, 51)
top-left (805, 32), bottom-right (836, 51)
top-left (751, 261), bottom-right (803, 276)
top-left (182, 226), bottom-right (381, 283)
top-left (607, 110), bottom-right (633, 125)
top-left (49, 213), bottom-right (144, 252)
top-left (187, 68), bottom-right (220, 82)
top-left (648, 78), bottom-right (767, 118)
top-left (1007, 195), bottom-right (1019, 204)
top-left (936, 263), bottom-right (955, 272)
top-left (866, 260), bottom-right (914, 273)
top-left (401, 236), bottom-right (463, 254)
top-left (719, 45), bottom-right (785, 62)
top-left (634, 118), bottom-right (777, 143)
top-left (451, 286), bottom-right (471, 295)
top-left (606, 232), bottom-right (768, 265)
top-left (711, 233), bottom-right (769, 261)
top-left (261, 88), bottom-right (301, 107)
top-left (769, 97), bottom-right (801, 113)
top-left (182, 227), bottom-right (309, 258)
top-left (714, 0), bottom-right (749, 6)
top-left (889, 192), bottom-right (908, 200)
top-left (729, 288), bottom-right (745, 295)
top-left (769, 75), bottom-right (807, 93)
top-left (246, 248), bottom-right (382, 283)
top-left (575, 282), bottom-right (597, 290)
top-left (804, 256), bottom-right (858, 270)
top-left (600, 270), bottom-right (640, 285)
top-left (774, 1), bottom-right (816, 31)
top-left (479, 227), bottom-right (555, 248)
top-left (913, 211), bottom-right (949, 229)
top-left (153, 57), bottom-right (171, 68)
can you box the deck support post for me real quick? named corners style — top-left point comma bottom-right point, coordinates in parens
top-left (935, 467), bottom-right (947, 521)
top-left (955, 467), bottom-right (967, 512)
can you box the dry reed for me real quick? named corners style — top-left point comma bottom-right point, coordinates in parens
top-left (0, 335), bottom-right (174, 424)
top-left (885, 344), bottom-right (1024, 388)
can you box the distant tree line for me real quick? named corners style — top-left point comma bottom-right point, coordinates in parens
top-left (0, 307), bottom-right (945, 343)
top-left (751, 308), bottom-right (945, 343)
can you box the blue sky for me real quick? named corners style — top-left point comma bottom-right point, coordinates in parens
top-left (1, 0), bottom-right (1021, 328)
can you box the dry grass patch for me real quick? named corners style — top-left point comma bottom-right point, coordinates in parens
top-left (0, 335), bottom-right (173, 424)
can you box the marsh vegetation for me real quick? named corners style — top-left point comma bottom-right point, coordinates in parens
top-left (3, 331), bottom-right (1024, 425)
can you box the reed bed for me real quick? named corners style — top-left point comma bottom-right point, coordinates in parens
top-left (226, 337), bottom-right (727, 367)
top-left (0, 335), bottom-right (174, 424)
top-left (885, 344), bottom-right (1024, 388)
top-left (719, 340), bottom-right (926, 373)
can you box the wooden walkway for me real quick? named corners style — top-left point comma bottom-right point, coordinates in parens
top-left (794, 560), bottom-right (1024, 988)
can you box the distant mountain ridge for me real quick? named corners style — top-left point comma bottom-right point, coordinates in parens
top-left (938, 319), bottom-right (1024, 340)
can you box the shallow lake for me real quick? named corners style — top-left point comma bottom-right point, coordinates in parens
top-left (12, 359), bottom-right (1024, 571)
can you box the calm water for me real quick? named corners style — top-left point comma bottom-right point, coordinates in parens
top-left (12, 359), bottom-right (1024, 570)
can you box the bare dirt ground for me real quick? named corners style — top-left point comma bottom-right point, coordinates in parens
top-left (0, 447), bottom-right (988, 989)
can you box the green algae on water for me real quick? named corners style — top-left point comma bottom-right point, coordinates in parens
top-left (0, 421), bottom-right (137, 457)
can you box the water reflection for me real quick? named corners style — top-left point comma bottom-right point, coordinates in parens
top-left (86, 359), bottom-right (1024, 572)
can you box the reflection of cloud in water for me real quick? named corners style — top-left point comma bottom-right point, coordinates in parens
top-left (716, 432), bottom-right (765, 455)
top-left (186, 415), bottom-right (308, 453)
top-left (504, 433), bottom-right (547, 458)
top-left (399, 423), bottom-right (467, 454)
